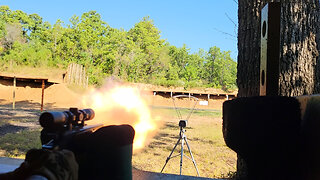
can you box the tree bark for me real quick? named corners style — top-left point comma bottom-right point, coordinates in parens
top-left (279, 2), bottom-right (320, 96)
top-left (237, 0), bottom-right (320, 97)
top-left (236, 0), bottom-right (320, 179)
top-left (237, 0), bottom-right (265, 97)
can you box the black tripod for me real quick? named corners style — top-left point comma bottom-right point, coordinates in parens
top-left (160, 95), bottom-right (200, 176)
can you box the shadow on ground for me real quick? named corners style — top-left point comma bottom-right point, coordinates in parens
top-left (0, 99), bottom-right (68, 111)
top-left (147, 122), bottom-right (195, 150)
top-left (0, 124), bottom-right (28, 136)
top-left (0, 100), bottom-right (68, 137)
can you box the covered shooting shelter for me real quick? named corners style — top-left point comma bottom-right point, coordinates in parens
top-left (0, 74), bottom-right (50, 112)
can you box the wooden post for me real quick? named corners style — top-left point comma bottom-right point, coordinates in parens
top-left (76, 64), bottom-right (80, 85)
top-left (86, 76), bottom-right (88, 88)
top-left (13, 76), bottom-right (16, 109)
top-left (67, 64), bottom-right (72, 83)
top-left (41, 79), bottom-right (45, 112)
top-left (79, 65), bottom-right (83, 86)
top-left (71, 63), bottom-right (75, 83)
top-left (84, 67), bottom-right (87, 87)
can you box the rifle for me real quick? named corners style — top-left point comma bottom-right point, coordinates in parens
top-left (39, 107), bottom-right (103, 150)
top-left (39, 108), bottom-right (135, 180)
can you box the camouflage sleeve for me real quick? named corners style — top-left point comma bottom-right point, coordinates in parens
top-left (25, 149), bottom-right (78, 180)
top-left (0, 149), bottom-right (78, 180)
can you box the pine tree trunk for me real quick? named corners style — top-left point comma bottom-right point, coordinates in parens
top-left (236, 0), bottom-right (320, 178)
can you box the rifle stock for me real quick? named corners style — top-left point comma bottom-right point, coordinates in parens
top-left (39, 108), bottom-right (135, 180)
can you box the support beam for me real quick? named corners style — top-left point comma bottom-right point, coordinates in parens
top-left (13, 76), bottom-right (16, 109)
top-left (41, 80), bottom-right (45, 112)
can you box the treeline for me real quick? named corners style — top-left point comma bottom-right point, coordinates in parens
top-left (0, 6), bottom-right (237, 90)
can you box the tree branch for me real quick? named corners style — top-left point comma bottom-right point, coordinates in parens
top-left (213, 28), bottom-right (237, 40)
top-left (225, 13), bottom-right (238, 37)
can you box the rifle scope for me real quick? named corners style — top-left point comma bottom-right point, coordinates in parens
top-left (39, 108), bottom-right (95, 129)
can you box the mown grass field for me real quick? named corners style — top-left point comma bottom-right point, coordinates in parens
top-left (0, 106), bottom-right (237, 179)
top-left (132, 107), bottom-right (237, 179)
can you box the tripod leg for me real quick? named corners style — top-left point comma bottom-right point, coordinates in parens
top-left (180, 135), bottom-right (184, 175)
top-left (184, 137), bottom-right (200, 176)
top-left (160, 136), bottom-right (181, 173)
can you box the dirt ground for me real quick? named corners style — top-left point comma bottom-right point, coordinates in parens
top-left (0, 79), bottom-right (228, 110)
top-left (0, 80), bottom-right (237, 178)
top-left (0, 80), bottom-right (227, 145)
top-left (0, 81), bottom-right (228, 146)
top-left (0, 80), bottom-right (81, 109)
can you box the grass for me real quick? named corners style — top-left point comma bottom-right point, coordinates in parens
top-left (151, 106), bottom-right (222, 118)
top-left (132, 107), bottom-right (237, 179)
top-left (0, 106), bottom-right (237, 179)
top-left (0, 106), bottom-right (42, 158)
top-left (0, 129), bottom-right (42, 158)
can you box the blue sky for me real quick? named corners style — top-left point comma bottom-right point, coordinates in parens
top-left (1, 0), bottom-right (238, 60)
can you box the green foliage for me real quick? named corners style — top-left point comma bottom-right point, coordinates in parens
top-left (2, 40), bottom-right (52, 67)
top-left (0, 6), bottom-right (237, 90)
top-left (204, 47), bottom-right (237, 90)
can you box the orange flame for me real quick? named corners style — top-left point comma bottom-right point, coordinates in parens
top-left (82, 82), bottom-right (157, 152)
